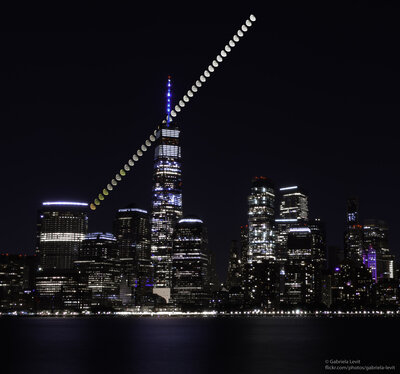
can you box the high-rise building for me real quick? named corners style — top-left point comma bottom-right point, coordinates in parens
top-left (278, 186), bottom-right (308, 221)
top-left (151, 78), bottom-right (183, 302)
top-left (37, 202), bottom-right (88, 270)
top-left (282, 220), bottom-right (326, 309)
top-left (363, 219), bottom-right (389, 252)
top-left (75, 232), bottom-right (121, 310)
top-left (344, 197), bottom-right (363, 263)
top-left (113, 205), bottom-right (152, 306)
top-left (171, 216), bottom-right (210, 310)
top-left (275, 186), bottom-right (309, 261)
top-left (283, 226), bottom-right (314, 307)
top-left (363, 219), bottom-right (394, 281)
top-left (248, 177), bottom-right (275, 263)
top-left (309, 218), bottom-right (327, 264)
top-left (227, 240), bottom-right (242, 289)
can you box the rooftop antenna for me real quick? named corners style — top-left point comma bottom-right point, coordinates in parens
top-left (166, 76), bottom-right (172, 125)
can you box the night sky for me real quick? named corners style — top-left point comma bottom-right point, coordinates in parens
top-left (1, 3), bottom-right (400, 280)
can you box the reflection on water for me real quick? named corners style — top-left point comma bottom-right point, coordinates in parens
top-left (1, 317), bottom-right (398, 374)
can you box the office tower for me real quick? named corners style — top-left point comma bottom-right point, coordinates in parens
top-left (113, 205), bottom-right (152, 306)
top-left (363, 246), bottom-right (378, 282)
top-left (363, 219), bottom-right (389, 252)
top-left (344, 197), bottom-right (363, 263)
top-left (37, 201), bottom-right (88, 270)
top-left (309, 218), bottom-right (327, 263)
top-left (75, 232), bottom-right (120, 310)
top-left (227, 240), bottom-right (242, 288)
top-left (151, 77), bottom-right (183, 302)
top-left (363, 219), bottom-right (394, 281)
top-left (275, 186), bottom-right (309, 261)
top-left (309, 218), bottom-right (327, 306)
top-left (248, 177), bottom-right (275, 263)
top-left (171, 216), bottom-right (210, 310)
top-left (279, 186), bottom-right (309, 221)
top-left (283, 226), bottom-right (314, 307)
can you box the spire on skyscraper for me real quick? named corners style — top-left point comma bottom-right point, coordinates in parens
top-left (166, 76), bottom-right (172, 124)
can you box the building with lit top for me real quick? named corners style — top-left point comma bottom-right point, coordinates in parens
top-left (275, 186), bottom-right (309, 261)
top-left (151, 77), bottom-right (183, 302)
top-left (113, 205), bottom-right (152, 306)
top-left (247, 177), bottom-right (275, 263)
top-left (280, 218), bottom-right (326, 308)
top-left (171, 216), bottom-right (210, 310)
top-left (37, 201), bottom-right (88, 270)
top-left (279, 186), bottom-right (308, 221)
top-left (74, 232), bottom-right (121, 310)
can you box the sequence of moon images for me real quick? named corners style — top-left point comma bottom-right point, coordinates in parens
top-left (90, 14), bottom-right (257, 211)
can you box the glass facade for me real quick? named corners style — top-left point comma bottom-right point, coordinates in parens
top-left (248, 177), bottom-right (275, 262)
top-left (74, 232), bottom-right (121, 310)
top-left (275, 186), bottom-right (309, 262)
top-left (113, 206), bottom-right (152, 306)
top-left (37, 202), bottom-right (88, 271)
top-left (279, 186), bottom-right (308, 221)
top-left (150, 120), bottom-right (183, 293)
top-left (171, 217), bottom-right (210, 310)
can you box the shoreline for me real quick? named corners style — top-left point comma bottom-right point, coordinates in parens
top-left (2, 310), bottom-right (399, 318)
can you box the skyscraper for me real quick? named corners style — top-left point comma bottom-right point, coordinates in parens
top-left (344, 197), bottom-right (363, 263)
top-left (113, 205), bottom-right (152, 306)
top-left (363, 219), bottom-right (389, 252)
top-left (283, 226), bottom-right (314, 307)
top-left (363, 219), bottom-right (394, 281)
top-left (151, 77), bottom-right (183, 302)
top-left (275, 186), bottom-right (309, 261)
top-left (75, 232), bottom-right (121, 310)
top-left (37, 202), bottom-right (88, 270)
top-left (171, 216), bottom-right (210, 310)
top-left (248, 177), bottom-right (275, 263)
top-left (227, 240), bottom-right (242, 289)
top-left (278, 186), bottom-right (308, 221)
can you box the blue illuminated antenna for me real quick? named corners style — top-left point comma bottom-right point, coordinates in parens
top-left (166, 75), bottom-right (172, 125)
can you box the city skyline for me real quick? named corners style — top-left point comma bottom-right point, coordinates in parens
top-left (2, 6), bottom-right (399, 374)
top-left (1, 4), bottom-right (400, 281)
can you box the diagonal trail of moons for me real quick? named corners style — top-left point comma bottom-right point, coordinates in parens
top-left (90, 14), bottom-right (256, 211)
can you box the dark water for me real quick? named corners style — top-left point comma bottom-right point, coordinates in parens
top-left (1, 316), bottom-right (398, 374)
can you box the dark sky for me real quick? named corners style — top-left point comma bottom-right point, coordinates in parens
top-left (1, 3), bottom-right (400, 280)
